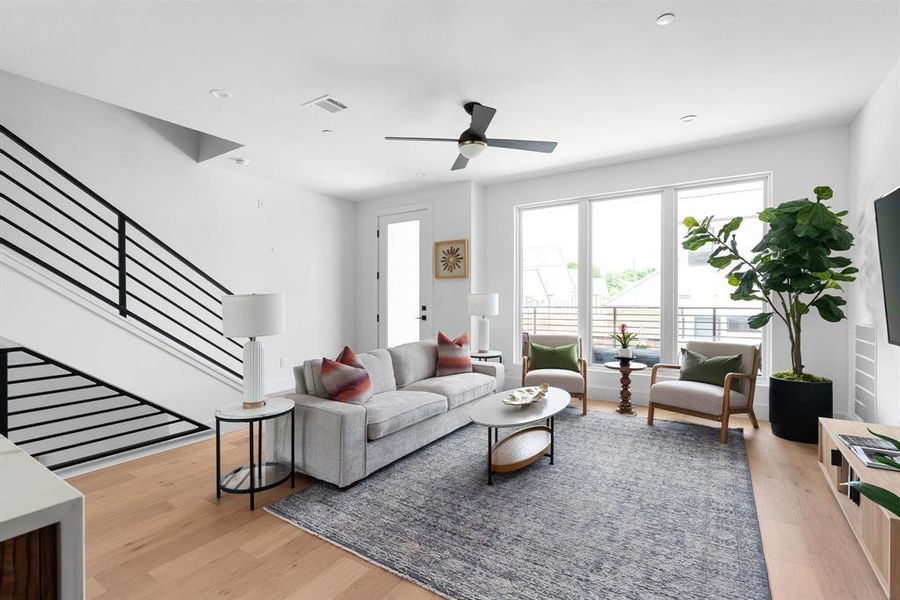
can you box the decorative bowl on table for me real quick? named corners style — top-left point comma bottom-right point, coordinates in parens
top-left (503, 383), bottom-right (549, 407)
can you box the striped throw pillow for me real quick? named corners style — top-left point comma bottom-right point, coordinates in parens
top-left (436, 332), bottom-right (472, 376)
top-left (321, 346), bottom-right (374, 403)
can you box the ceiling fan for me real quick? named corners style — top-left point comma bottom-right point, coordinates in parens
top-left (385, 102), bottom-right (558, 171)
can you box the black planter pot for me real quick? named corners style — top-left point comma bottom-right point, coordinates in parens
top-left (768, 376), bottom-right (833, 443)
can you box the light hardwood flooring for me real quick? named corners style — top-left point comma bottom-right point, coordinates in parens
top-left (71, 400), bottom-right (885, 600)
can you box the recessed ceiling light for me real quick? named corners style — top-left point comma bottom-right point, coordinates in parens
top-left (417, 172), bottom-right (427, 177)
top-left (230, 157), bottom-right (250, 166)
top-left (209, 89), bottom-right (232, 99)
top-left (656, 13), bottom-right (675, 26)
top-left (680, 114), bottom-right (698, 123)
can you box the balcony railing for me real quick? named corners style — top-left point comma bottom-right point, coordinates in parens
top-left (521, 304), bottom-right (762, 365)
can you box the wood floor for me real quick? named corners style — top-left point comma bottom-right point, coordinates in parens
top-left (71, 400), bottom-right (885, 600)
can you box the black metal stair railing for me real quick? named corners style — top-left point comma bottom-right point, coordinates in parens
top-left (1, 346), bottom-right (209, 471)
top-left (0, 124), bottom-right (243, 379)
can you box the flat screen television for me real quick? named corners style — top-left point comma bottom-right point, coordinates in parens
top-left (875, 186), bottom-right (900, 346)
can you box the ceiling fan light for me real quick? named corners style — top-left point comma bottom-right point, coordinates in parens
top-left (459, 140), bottom-right (486, 159)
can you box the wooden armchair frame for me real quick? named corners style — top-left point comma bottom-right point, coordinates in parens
top-left (647, 346), bottom-right (761, 443)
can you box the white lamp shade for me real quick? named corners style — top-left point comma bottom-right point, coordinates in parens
top-left (468, 293), bottom-right (499, 316)
top-left (222, 293), bottom-right (286, 338)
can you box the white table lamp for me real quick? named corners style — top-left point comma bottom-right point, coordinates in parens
top-left (468, 293), bottom-right (499, 353)
top-left (222, 292), bottom-right (286, 409)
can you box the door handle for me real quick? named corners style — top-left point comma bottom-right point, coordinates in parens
top-left (413, 316), bottom-right (427, 321)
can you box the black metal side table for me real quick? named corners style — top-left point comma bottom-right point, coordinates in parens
top-left (215, 397), bottom-right (295, 510)
top-left (470, 350), bottom-right (503, 363)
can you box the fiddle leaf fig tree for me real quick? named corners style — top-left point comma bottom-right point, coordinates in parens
top-left (682, 186), bottom-right (856, 380)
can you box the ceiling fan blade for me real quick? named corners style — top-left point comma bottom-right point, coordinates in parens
top-left (487, 138), bottom-right (557, 153)
top-left (469, 104), bottom-right (497, 137)
top-left (384, 137), bottom-right (458, 142)
top-left (451, 154), bottom-right (469, 171)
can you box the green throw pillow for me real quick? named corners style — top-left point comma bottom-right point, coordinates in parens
top-left (679, 348), bottom-right (743, 392)
top-left (529, 342), bottom-right (580, 373)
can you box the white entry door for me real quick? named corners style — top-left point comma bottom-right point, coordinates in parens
top-left (378, 209), bottom-right (432, 347)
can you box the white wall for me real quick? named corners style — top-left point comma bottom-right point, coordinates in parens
top-left (848, 60), bottom-right (900, 425)
top-left (354, 181), bottom-right (478, 353)
top-left (0, 71), bottom-right (355, 413)
top-left (482, 126), bottom-right (852, 417)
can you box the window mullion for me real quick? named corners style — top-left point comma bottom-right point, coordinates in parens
top-left (661, 187), bottom-right (678, 363)
top-left (578, 198), bottom-right (592, 363)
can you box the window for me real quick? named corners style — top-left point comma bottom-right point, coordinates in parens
top-left (519, 203), bottom-right (579, 338)
top-left (677, 180), bottom-right (765, 349)
top-left (516, 174), bottom-right (769, 369)
top-left (591, 193), bottom-right (662, 365)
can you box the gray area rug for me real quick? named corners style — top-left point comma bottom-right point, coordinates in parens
top-left (267, 409), bottom-right (771, 600)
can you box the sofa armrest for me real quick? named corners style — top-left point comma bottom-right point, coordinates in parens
top-left (472, 362), bottom-right (505, 391)
top-left (281, 393), bottom-right (367, 488)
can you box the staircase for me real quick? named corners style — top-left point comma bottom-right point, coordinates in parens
top-left (0, 125), bottom-right (245, 470)
top-left (1, 346), bottom-right (208, 470)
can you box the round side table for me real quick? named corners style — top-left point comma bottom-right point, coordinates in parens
top-left (215, 397), bottom-right (295, 510)
top-left (471, 350), bottom-right (503, 363)
top-left (603, 361), bottom-right (647, 416)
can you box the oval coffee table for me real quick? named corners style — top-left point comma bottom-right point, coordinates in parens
top-left (469, 386), bottom-right (571, 485)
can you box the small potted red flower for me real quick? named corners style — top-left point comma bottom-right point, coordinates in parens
top-left (612, 323), bottom-right (639, 359)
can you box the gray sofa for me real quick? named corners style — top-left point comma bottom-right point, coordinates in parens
top-left (280, 339), bottom-right (504, 487)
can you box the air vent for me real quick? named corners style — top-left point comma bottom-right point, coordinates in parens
top-left (303, 94), bottom-right (348, 113)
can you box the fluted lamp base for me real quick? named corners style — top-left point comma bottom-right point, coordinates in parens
top-left (242, 338), bottom-right (267, 409)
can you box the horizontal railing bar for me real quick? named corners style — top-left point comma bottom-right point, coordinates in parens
top-left (0, 148), bottom-right (117, 234)
top-left (8, 392), bottom-right (123, 416)
top-left (1, 124), bottom-right (233, 296)
top-left (1, 192), bottom-right (119, 270)
top-left (126, 254), bottom-right (223, 319)
top-left (126, 312), bottom-right (243, 379)
top-left (45, 426), bottom-right (208, 471)
top-left (125, 292), bottom-right (243, 362)
top-left (31, 418), bottom-right (184, 457)
top-left (15, 409), bottom-right (166, 445)
top-left (123, 218), bottom-right (233, 296)
top-left (9, 347), bottom-right (212, 429)
top-left (0, 238), bottom-right (118, 310)
top-left (1, 216), bottom-right (119, 290)
top-left (126, 235), bottom-right (223, 306)
top-left (9, 373), bottom-right (75, 385)
top-left (8, 360), bottom-right (49, 369)
top-left (0, 172), bottom-right (118, 252)
top-left (126, 274), bottom-right (243, 349)
top-left (7, 402), bottom-right (142, 431)
top-left (9, 382), bottom-right (101, 400)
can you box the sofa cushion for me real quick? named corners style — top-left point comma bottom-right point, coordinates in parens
top-left (357, 349), bottom-right (397, 394)
top-left (436, 331), bottom-right (473, 376)
top-left (403, 372), bottom-right (496, 410)
top-left (650, 380), bottom-right (748, 415)
top-left (388, 339), bottom-right (438, 387)
top-left (524, 368), bottom-right (584, 394)
top-left (360, 390), bottom-right (447, 440)
top-left (321, 346), bottom-right (373, 403)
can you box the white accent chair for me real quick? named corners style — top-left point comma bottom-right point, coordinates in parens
top-left (521, 333), bottom-right (588, 415)
top-left (648, 341), bottom-right (761, 443)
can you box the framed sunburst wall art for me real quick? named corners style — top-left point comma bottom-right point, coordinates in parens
top-left (434, 239), bottom-right (468, 279)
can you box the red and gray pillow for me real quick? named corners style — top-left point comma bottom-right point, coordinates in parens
top-left (321, 346), bottom-right (374, 403)
top-left (436, 332), bottom-right (472, 376)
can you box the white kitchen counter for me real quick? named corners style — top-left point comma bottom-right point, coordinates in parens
top-left (0, 435), bottom-right (85, 599)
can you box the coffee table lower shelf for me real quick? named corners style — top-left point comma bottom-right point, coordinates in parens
top-left (486, 420), bottom-right (554, 484)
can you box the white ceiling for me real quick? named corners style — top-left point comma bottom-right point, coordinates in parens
top-left (1, 1), bottom-right (898, 200)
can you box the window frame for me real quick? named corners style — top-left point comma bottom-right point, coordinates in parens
top-left (514, 172), bottom-right (772, 377)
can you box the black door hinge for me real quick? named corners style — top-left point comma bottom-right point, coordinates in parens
top-left (376, 314), bottom-right (380, 323)
top-left (376, 229), bottom-right (380, 238)
top-left (376, 271), bottom-right (380, 280)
